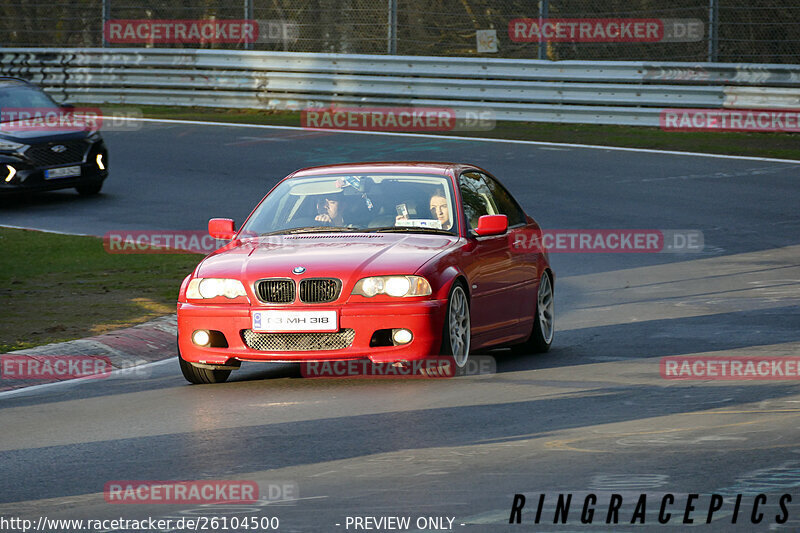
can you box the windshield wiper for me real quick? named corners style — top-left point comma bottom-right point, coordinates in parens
top-left (370, 226), bottom-right (454, 235)
top-left (259, 226), bottom-right (365, 236)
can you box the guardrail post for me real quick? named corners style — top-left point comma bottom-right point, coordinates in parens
top-left (707, 0), bottom-right (719, 62)
top-left (101, 0), bottom-right (110, 47)
top-left (538, 0), bottom-right (549, 60)
top-left (244, 0), bottom-right (254, 50)
top-left (387, 0), bottom-right (398, 55)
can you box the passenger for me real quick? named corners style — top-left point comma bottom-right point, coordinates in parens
top-left (428, 189), bottom-right (452, 230)
top-left (395, 189), bottom-right (453, 231)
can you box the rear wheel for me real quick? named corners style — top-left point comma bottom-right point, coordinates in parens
top-left (441, 282), bottom-right (470, 368)
top-left (514, 272), bottom-right (554, 354)
top-left (178, 353), bottom-right (231, 384)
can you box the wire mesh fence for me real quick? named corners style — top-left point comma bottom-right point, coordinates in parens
top-left (0, 0), bottom-right (798, 63)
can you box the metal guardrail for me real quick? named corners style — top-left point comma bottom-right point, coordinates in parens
top-left (1, 48), bottom-right (799, 127)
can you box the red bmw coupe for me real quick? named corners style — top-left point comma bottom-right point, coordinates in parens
top-left (177, 162), bottom-right (554, 384)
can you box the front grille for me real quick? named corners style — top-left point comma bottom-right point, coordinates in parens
top-left (242, 329), bottom-right (355, 351)
top-left (256, 279), bottom-right (295, 303)
top-left (299, 278), bottom-right (341, 303)
top-left (24, 140), bottom-right (88, 168)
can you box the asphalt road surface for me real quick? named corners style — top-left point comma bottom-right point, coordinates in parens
top-left (1, 121), bottom-right (799, 532)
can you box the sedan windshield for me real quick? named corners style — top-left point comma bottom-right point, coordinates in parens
top-left (0, 84), bottom-right (61, 121)
top-left (240, 174), bottom-right (458, 236)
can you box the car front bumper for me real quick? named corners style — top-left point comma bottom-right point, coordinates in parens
top-left (177, 299), bottom-right (448, 366)
top-left (0, 161), bottom-right (108, 193)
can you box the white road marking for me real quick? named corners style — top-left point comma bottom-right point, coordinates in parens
top-left (103, 116), bottom-right (800, 165)
top-left (0, 358), bottom-right (173, 398)
top-left (0, 224), bottom-right (94, 236)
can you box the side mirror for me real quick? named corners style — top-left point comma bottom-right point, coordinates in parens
top-left (474, 214), bottom-right (508, 236)
top-left (208, 218), bottom-right (235, 240)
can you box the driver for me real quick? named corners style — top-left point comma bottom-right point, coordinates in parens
top-left (315, 195), bottom-right (345, 226)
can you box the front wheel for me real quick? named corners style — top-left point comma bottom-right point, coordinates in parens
top-left (441, 282), bottom-right (471, 368)
top-left (514, 272), bottom-right (554, 354)
top-left (75, 181), bottom-right (103, 196)
top-left (179, 353), bottom-right (231, 384)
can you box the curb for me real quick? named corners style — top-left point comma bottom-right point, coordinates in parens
top-left (0, 314), bottom-right (177, 392)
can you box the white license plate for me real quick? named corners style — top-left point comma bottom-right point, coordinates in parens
top-left (45, 166), bottom-right (81, 179)
top-left (252, 310), bottom-right (338, 332)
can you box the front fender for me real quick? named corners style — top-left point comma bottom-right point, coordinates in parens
top-left (417, 261), bottom-right (467, 302)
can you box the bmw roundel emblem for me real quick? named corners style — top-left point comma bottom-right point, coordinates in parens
top-left (292, 266), bottom-right (306, 274)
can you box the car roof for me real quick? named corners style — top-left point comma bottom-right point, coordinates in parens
top-left (290, 162), bottom-right (469, 178)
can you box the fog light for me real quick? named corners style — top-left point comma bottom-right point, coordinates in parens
top-left (192, 330), bottom-right (210, 346)
top-left (392, 329), bottom-right (413, 345)
top-left (96, 154), bottom-right (105, 170)
top-left (4, 165), bottom-right (16, 183)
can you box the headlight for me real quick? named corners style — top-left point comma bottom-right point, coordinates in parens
top-left (352, 276), bottom-right (432, 298)
top-left (87, 131), bottom-right (102, 142)
top-left (0, 140), bottom-right (25, 152)
top-left (186, 278), bottom-right (247, 299)
top-left (4, 165), bottom-right (16, 183)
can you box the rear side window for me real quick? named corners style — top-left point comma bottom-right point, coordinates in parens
top-left (459, 171), bottom-right (525, 230)
top-left (479, 172), bottom-right (526, 227)
top-left (459, 172), bottom-right (493, 230)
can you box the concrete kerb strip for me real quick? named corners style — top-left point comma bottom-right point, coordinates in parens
top-left (0, 314), bottom-right (177, 392)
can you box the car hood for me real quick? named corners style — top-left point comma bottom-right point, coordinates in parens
top-left (0, 128), bottom-right (91, 143)
top-left (196, 233), bottom-right (458, 283)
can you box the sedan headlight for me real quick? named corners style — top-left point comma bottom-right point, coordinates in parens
top-left (352, 276), bottom-right (432, 298)
top-left (186, 278), bottom-right (247, 299)
top-left (0, 140), bottom-right (26, 152)
top-left (4, 165), bottom-right (16, 183)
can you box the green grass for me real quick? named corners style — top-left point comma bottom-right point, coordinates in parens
top-left (0, 228), bottom-right (202, 353)
top-left (104, 104), bottom-right (800, 161)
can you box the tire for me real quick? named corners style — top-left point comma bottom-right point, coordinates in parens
top-left (440, 281), bottom-right (471, 368)
top-left (75, 181), bottom-right (103, 196)
top-left (178, 352), bottom-right (231, 384)
top-left (514, 271), bottom-right (554, 354)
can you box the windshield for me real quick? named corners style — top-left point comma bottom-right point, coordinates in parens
top-left (0, 84), bottom-right (60, 121)
top-left (240, 173), bottom-right (458, 236)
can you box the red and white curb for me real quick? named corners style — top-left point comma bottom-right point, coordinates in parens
top-left (0, 314), bottom-right (177, 392)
